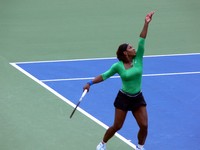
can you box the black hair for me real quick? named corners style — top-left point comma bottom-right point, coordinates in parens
top-left (116, 43), bottom-right (128, 61)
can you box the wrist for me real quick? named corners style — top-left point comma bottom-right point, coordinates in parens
top-left (87, 81), bottom-right (93, 86)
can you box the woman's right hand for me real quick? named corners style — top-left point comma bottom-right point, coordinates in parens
top-left (83, 83), bottom-right (90, 92)
top-left (82, 75), bottom-right (103, 92)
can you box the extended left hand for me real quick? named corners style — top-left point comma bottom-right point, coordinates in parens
top-left (145, 11), bottom-right (155, 23)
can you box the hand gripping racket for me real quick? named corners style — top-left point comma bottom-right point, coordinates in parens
top-left (70, 89), bottom-right (88, 118)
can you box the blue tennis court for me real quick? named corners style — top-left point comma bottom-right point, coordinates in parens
top-left (11, 53), bottom-right (200, 150)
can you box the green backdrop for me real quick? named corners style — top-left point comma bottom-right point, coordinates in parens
top-left (0, 0), bottom-right (199, 149)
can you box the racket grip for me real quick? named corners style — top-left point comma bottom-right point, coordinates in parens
top-left (81, 89), bottom-right (88, 98)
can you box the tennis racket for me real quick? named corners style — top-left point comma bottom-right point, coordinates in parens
top-left (70, 89), bottom-right (88, 118)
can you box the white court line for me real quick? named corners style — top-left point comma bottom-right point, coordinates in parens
top-left (11, 52), bottom-right (200, 64)
top-left (9, 62), bottom-right (136, 149)
top-left (40, 71), bottom-right (200, 82)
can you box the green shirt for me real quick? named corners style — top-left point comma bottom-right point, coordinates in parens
top-left (101, 38), bottom-right (145, 94)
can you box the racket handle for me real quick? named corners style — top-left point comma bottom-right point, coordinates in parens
top-left (81, 89), bottom-right (88, 98)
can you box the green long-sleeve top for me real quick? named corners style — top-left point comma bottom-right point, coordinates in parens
top-left (101, 38), bottom-right (145, 94)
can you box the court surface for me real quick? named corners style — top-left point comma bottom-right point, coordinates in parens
top-left (11, 53), bottom-right (200, 150)
top-left (2, 0), bottom-right (200, 149)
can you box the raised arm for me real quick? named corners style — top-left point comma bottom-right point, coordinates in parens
top-left (140, 11), bottom-right (155, 39)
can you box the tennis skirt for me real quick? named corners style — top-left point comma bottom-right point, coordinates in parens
top-left (114, 90), bottom-right (147, 111)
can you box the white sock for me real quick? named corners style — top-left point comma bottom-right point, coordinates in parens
top-left (137, 144), bottom-right (144, 149)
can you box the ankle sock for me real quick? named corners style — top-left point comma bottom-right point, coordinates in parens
top-left (137, 144), bottom-right (144, 149)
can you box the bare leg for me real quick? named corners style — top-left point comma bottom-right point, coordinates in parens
top-left (132, 106), bottom-right (148, 145)
top-left (103, 108), bottom-right (127, 143)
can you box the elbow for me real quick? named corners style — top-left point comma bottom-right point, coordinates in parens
top-left (140, 33), bottom-right (147, 39)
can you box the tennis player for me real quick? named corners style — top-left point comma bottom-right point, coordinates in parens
top-left (83, 11), bottom-right (155, 150)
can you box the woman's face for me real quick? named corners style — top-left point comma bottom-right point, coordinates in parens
top-left (126, 44), bottom-right (136, 57)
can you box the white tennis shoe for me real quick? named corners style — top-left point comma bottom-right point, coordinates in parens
top-left (96, 142), bottom-right (106, 150)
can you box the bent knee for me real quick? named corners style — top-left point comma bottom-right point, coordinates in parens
top-left (112, 124), bottom-right (123, 131)
top-left (139, 123), bottom-right (148, 130)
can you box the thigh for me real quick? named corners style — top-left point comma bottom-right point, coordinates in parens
top-left (132, 106), bottom-right (148, 127)
top-left (113, 108), bottom-right (127, 128)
